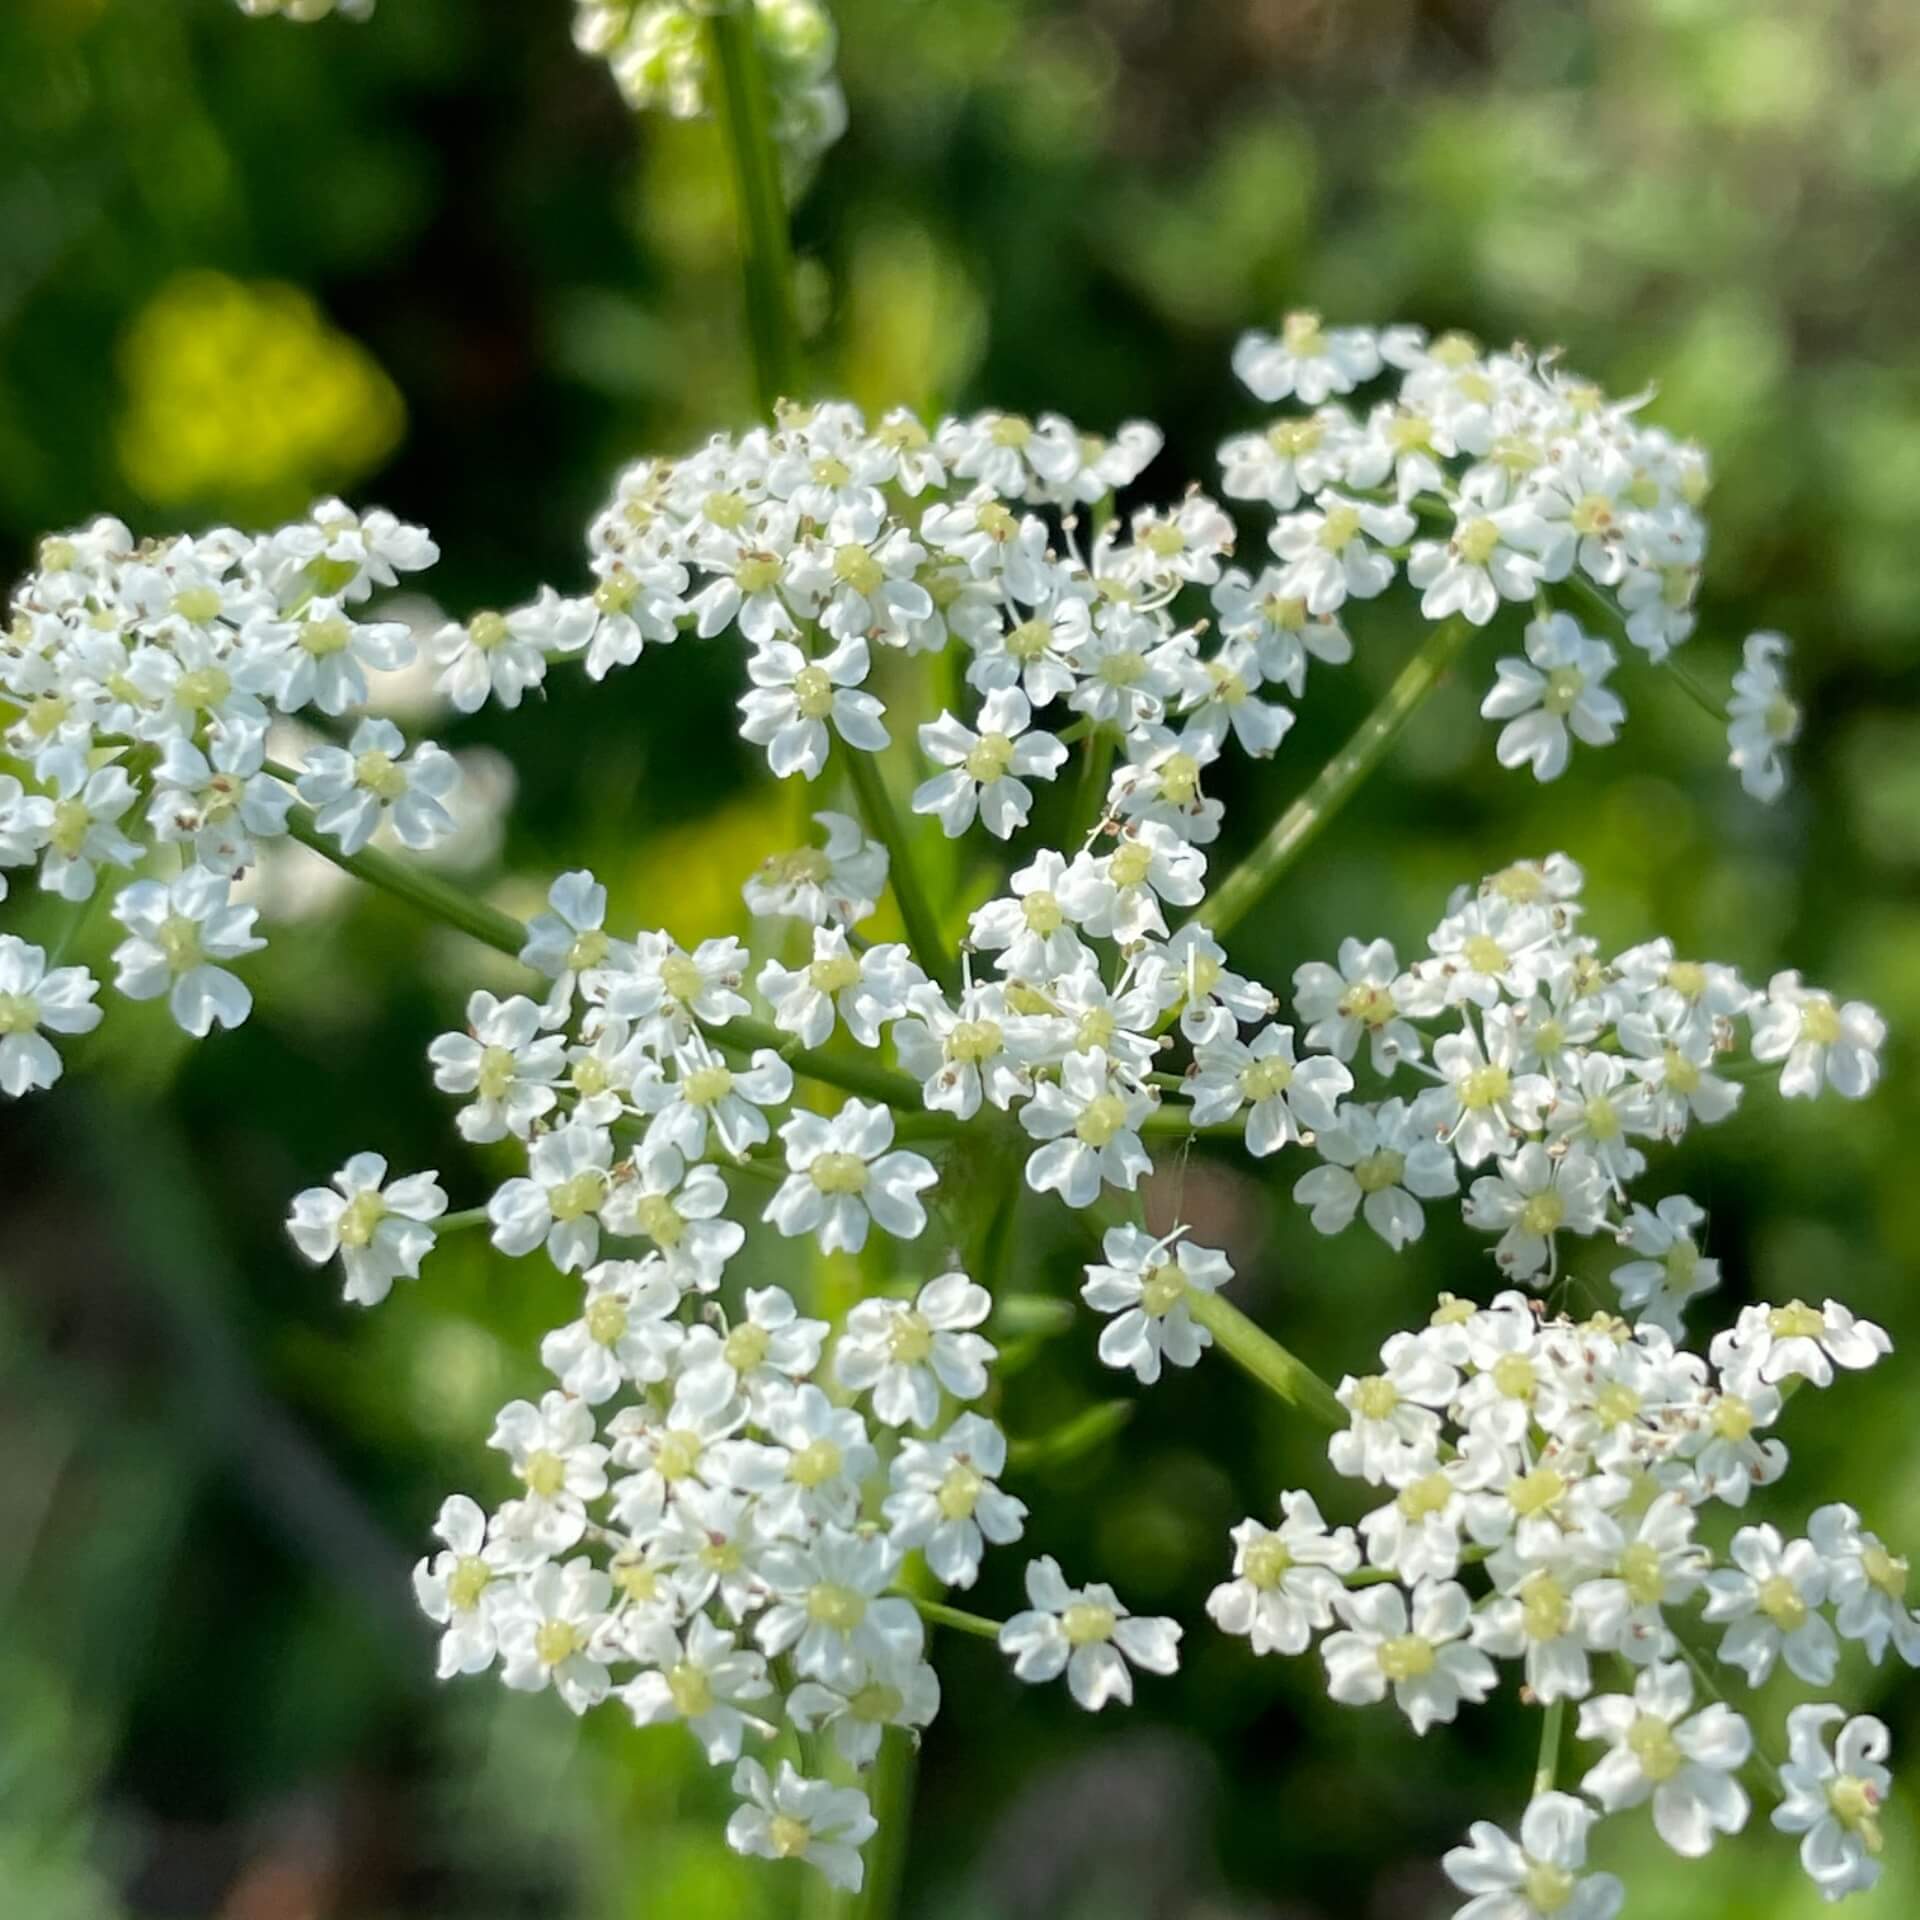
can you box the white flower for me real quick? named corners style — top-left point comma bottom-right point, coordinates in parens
top-left (1211, 568), bottom-right (1354, 697)
top-left (1060, 823), bottom-right (1206, 943)
top-left (997, 1555), bottom-right (1181, 1711)
top-left (725, 1759), bottom-right (876, 1894)
top-left (1330, 1331), bottom-right (1461, 1484)
top-left (637, 1042), bottom-right (793, 1162)
top-left (737, 635), bottom-right (889, 780)
top-left (912, 687), bottom-right (1066, 838)
top-left (295, 718), bottom-right (459, 855)
top-left (755, 1383), bottom-right (878, 1538)
top-left (1207, 1492), bottom-right (1360, 1656)
top-left (785, 1656), bottom-right (941, 1770)
top-left (598, 1144), bottom-right (745, 1292)
top-left (539, 1257), bottom-right (685, 1404)
top-left (1575, 1662), bottom-right (1751, 1858)
top-left (1232, 312), bottom-right (1381, 404)
top-left (752, 1527), bottom-right (923, 1687)
top-left (23, 748), bottom-right (141, 899)
top-left (1771, 1707), bottom-right (1891, 1904)
top-left (1292, 936), bottom-right (1422, 1071)
top-left (1269, 491), bottom-right (1412, 615)
top-left (518, 868), bottom-right (629, 984)
top-left (882, 1412), bottom-right (1025, 1589)
top-left (427, 990), bottom-right (567, 1142)
top-left (411, 1494), bottom-right (512, 1680)
top-left (763, 1099), bottom-right (938, 1255)
top-left (744, 810), bottom-right (887, 927)
top-left (431, 595), bottom-right (575, 713)
top-left (285, 1152), bottom-right (447, 1306)
top-left (1293, 1096), bottom-right (1458, 1249)
top-left (1610, 1195), bottom-right (1719, 1336)
top-left (619, 1614), bottom-right (772, 1764)
top-left (1468, 1564), bottom-right (1596, 1706)
top-left (1407, 501), bottom-right (1547, 625)
top-left (833, 1271), bottom-right (996, 1430)
top-left (1809, 1504), bottom-right (1920, 1668)
top-left (1187, 1022), bottom-right (1351, 1153)
top-left (966, 849), bottom-right (1091, 979)
top-left (1481, 613), bottom-right (1624, 780)
top-left (1080, 1226), bottom-right (1227, 1384)
top-left (145, 722), bottom-right (292, 874)
top-left (0, 936), bottom-right (102, 1097)
top-left (1726, 630), bottom-right (1798, 802)
top-left (756, 929), bottom-right (921, 1049)
top-left (890, 978), bottom-right (1046, 1120)
top-left (1702, 1525), bottom-right (1840, 1686)
top-left (1464, 1143), bottom-right (1610, 1282)
top-left (497, 1557), bottom-right (613, 1713)
top-left (489, 1390), bottom-right (609, 1556)
top-left (110, 867), bottom-right (266, 1035)
top-left (1749, 970), bottom-right (1883, 1100)
top-left (1710, 1298), bottom-right (1891, 1393)
top-left (679, 1285), bottom-right (829, 1418)
top-left (1322, 1578), bottom-right (1496, 1734)
top-left (1142, 924), bottom-right (1278, 1043)
top-left (1442, 1791), bottom-right (1624, 1920)
top-left (1432, 1011), bottom-right (1553, 1168)
top-left (486, 1120), bottom-right (615, 1273)
top-left (272, 598), bottom-right (411, 714)
top-left (1019, 1048), bottom-right (1154, 1208)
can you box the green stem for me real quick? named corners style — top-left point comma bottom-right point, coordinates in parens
top-left (842, 746), bottom-right (954, 991)
top-left (902, 1592), bottom-right (1003, 1641)
top-left (1670, 1638), bottom-right (1783, 1797)
top-left (1554, 573), bottom-right (1726, 722)
top-left (436, 1206), bottom-right (491, 1234)
top-left (1139, 1107), bottom-right (1243, 1139)
top-left (838, 1732), bottom-right (916, 1920)
top-left (1192, 617), bottom-right (1474, 940)
top-left (707, 1010), bottom-right (925, 1109)
top-left (1067, 725), bottom-right (1116, 846)
top-left (708, 1), bottom-right (801, 418)
top-left (278, 791), bottom-right (528, 960)
top-left (1183, 1287), bottom-right (1345, 1428)
top-left (1533, 1697), bottom-right (1566, 1797)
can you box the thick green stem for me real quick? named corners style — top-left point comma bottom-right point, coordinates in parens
top-left (842, 746), bottom-right (954, 991)
top-left (708, 1), bottom-right (801, 417)
top-left (1183, 1287), bottom-right (1345, 1428)
top-left (1532, 1697), bottom-right (1566, 1797)
top-left (1192, 617), bottom-right (1473, 940)
top-left (279, 795), bottom-right (529, 960)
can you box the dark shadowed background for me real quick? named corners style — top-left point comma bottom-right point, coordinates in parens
top-left (3, 1), bottom-right (1919, 1915)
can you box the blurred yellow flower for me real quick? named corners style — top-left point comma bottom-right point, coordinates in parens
top-left (115, 271), bottom-right (404, 513)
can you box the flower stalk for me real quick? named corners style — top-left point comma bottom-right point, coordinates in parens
top-left (1183, 1285), bottom-right (1345, 1428)
top-left (1193, 617), bottom-right (1473, 939)
top-left (708, 0), bottom-right (802, 417)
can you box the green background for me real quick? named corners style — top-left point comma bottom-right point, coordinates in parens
top-left (3, 0), bottom-right (1919, 1915)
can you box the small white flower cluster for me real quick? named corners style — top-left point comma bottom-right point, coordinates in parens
top-left (571, 0), bottom-right (846, 165)
top-left (281, 867), bottom-right (1184, 1891)
top-left (1268, 855), bottom-right (1884, 1325)
top-left (1210, 1288), bottom-right (1909, 1910)
top-left (1225, 313), bottom-right (1797, 799)
top-left (0, 504), bottom-right (456, 1089)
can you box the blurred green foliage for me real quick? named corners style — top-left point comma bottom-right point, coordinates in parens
top-left (3, 0), bottom-right (1919, 1915)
